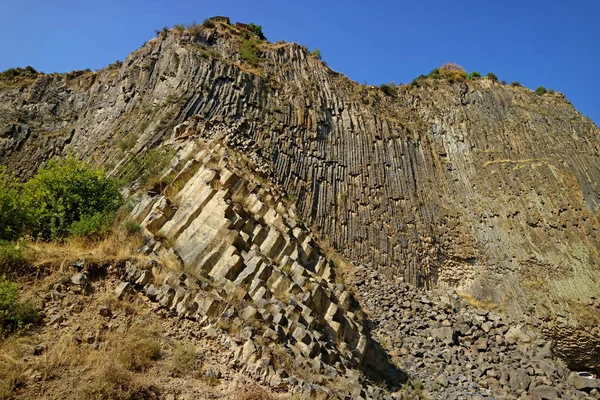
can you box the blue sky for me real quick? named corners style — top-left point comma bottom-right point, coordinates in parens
top-left (1, 0), bottom-right (598, 125)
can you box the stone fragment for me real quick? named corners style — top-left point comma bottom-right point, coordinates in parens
top-left (115, 282), bottom-right (131, 299)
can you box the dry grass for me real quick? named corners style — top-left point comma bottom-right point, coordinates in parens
top-left (116, 324), bottom-right (162, 372)
top-left (22, 225), bottom-right (146, 269)
top-left (0, 337), bottom-right (32, 399)
top-left (79, 363), bottom-right (158, 400)
top-left (457, 291), bottom-right (501, 311)
top-left (169, 341), bottom-right (199, 376)
top-left (233, 385), bottom-right (277, 400)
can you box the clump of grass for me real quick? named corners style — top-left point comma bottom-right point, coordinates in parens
top-left (121, 219), bottom-right (142, 235)
top-left (457, 291), bottom-right (500, 310)
top-left (0, 275), bottom-right (40, 336)
top-left (116, 325), bottom-right (161, 372)
top-left (169, 342), bottom-right (199, 376)
top-left (0, 351), bottom-right (26, 399)
top-left (79, 363), bottom-right (157, 400)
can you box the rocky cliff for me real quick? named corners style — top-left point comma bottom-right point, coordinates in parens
top-left (2, 21), bottom-right (600, 376)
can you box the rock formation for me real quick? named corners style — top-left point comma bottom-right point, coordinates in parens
top-left (2, 19), bottom-right (600, 396)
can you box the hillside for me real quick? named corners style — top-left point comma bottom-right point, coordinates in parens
top-left (1, 19), bottom-right (600, 399)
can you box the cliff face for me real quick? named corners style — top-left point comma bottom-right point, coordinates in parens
top-left (2, 22), bottom-right (600, 369)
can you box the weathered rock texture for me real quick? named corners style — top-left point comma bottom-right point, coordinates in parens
top-left (1, 22), bottom-right (600, 371)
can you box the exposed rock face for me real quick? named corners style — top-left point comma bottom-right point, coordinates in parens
top-left (1, 22), bottom-right (600, 372)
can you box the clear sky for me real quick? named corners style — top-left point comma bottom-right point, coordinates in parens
top-left (1, 0), bottom-right (598, 125)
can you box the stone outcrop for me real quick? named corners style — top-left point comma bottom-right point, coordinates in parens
top-left (1, 21), bottom-right (600, 372)
top-left (125, 138), bottom-right (402, 397)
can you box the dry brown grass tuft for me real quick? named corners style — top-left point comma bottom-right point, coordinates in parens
top-left (234, 385), bottom-right (277, 400)
top-left (457, 291), bottom-right (501, 311)
top-left (79, 362), bottom-right (158, 400)
top-left (116, 324), bottom-right (162, 372)
top-left (23, 225), bottom-right (146, 269)
top-left (169, 341), bottom-right (199, 376)
top-left (0, 338), bottom-right (31, 399)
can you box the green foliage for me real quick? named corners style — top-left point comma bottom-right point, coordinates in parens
top-left (311, 48), bottom-right (322, 60)
top-left (121, 219), bottom-right (143, 235)
top-left (0, 241), bottom-right (26, 275)
top-left (240, 39), bottom-right (261, 64)
top-left (487, 72), bottom-right (498, 81)
top-left (22, 156), bottom-right (123, 240)
top-left (0, 168), bottom-right (26, 241)
top-left (548, 88), bottom-right (555, 94)
top-left (0, 275), bottom-right (39, 336)
top-left (380, 82), bottom-right (398, 97)
top-left (107, 60), bottom-right (122, 70)
top-left (427, 68), bottom-right (440, 78)
top-left (411, 74), bottom-right (427, 87)
top-left (247, 23), bottom-right (266, 40)
top-left (510, 81), bottom-right (521, 87)
top-left (501, 80), bottom-right (507, 85)
top-left (118, 147), bottom-right (175, 190)
top-left (468, 71), bottom-right (482, 79)
top-left (0, 66), bottom-right (38, 80)
top-left (535, 86), bottom-right (547, 95)
top-left (202, 19), bottom-right (215, 29)
top-left (173, 24), bottom-right (185, 32)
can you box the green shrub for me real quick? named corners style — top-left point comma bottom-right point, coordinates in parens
top-left (468, 71), bottom-right (482, 79)
top-left (240, 39), bottom-right (261, 64)
top-left (0, 167), bottom-right (26, 241)
top-left (68, 212), bottom-right (116, 239)
top-left (486, 72), bottom-right (498, 81)
top-left (118, 147), bottom-right (175, 189)
top-left (548, 88), bottom-right (555, 94)
top-left (121, 219), bottom-right (142, 235)
top-left (247, 23), bottom-right (266, 40)
top-left (535, 86), bottom-right (547, 95)
top-left (107, 60), bottom-right (122, 70)
top-left (510, 81), bottom-right (521, 87)
top-left (0, 241), bottom-right (26, 275)
top-left (501, 80), bottom-right (507, 85)
top-left (311, 48), bottom-right (322, 60)
top-left (173, 24), bottom-right (185, 32)
top-left (0, 66), bottom-right (38, 80)
top-left (0, 275), bottom-right (39, 336)
top-left (380, 82), bottom-right (397, 97)
top-left (202, 19), bottom-right (215, 29)
top-left (22, 156), bottom-right (123, 240)
top-left (411, 74), bottom-right (427, 87)
top-left (427, 68), bottom-right (440, 78)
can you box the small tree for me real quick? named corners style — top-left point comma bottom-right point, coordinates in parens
top-left (22, 156), bottom-right (123, 240)
top-left (247, 23), bottom-right (266, 41)
top-left (510, 81), bottom-right (521, 87)
top-left (468, 71), bottom-right (482, 79)
top-left (380, 82), bottom-right (397, 97)
top-left (311, 48), bottom-right (322, 60)
top-left (535, 86), bottom-right (547, 95)
top-left (486, 72), bottom-right (498, 81)
top-left (439, 63), bottom-right (468, 83)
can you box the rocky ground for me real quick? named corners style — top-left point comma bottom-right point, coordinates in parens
top-left (1, 262), bottom-right (288, 400)
top-left (347, 267), bottom-right (600, 400)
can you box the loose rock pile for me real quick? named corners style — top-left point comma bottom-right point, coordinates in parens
top-left (350, 268), bottom-right (600, 399)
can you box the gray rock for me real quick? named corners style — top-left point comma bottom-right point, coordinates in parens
top-left (115, 282), bottom-right (131, 299)
top-left (70, 273), bottom-right (87, 286)
top-left (531, 385), bottom-right (559, 399)
top-left (509, 368), bottom-right (531, 391)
